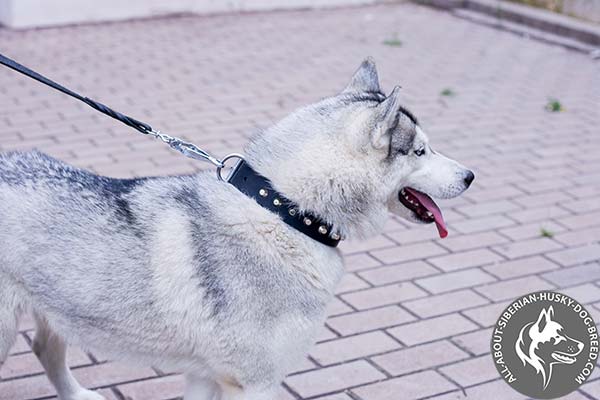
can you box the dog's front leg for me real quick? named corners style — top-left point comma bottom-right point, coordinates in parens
top-left (32, 314), bottom-right (105, 400)
top-left (185, 374), bottom-right (222, 400)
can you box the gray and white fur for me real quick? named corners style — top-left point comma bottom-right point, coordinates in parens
top-left (0, 59), bottom-right (473, 400)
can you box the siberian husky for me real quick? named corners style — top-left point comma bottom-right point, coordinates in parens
top-left (0, 59), bottom-right (473, 400)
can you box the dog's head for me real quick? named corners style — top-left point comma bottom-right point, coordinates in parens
top-left (246, 59), bottom-right (473, 239)
top-left (516, 306), bottom-right (584, 389)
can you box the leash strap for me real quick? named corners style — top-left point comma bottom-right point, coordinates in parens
top-left (0, 52), bottom-right (224, 168)
top-left (228, 160), bottom-right (341, 247)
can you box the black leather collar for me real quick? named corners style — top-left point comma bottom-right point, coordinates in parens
top-left (227, 160), bottom-right (341, 247)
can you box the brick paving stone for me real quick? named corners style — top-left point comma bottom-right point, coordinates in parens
top-left (285, 360), bottom-right (385, 398)
top-left (462, 302), bottom-right (511, 328)
top-left (474, 276), bottom-right (555, 302)
top-left (72, 362), bottom-right (157, 391)
top-left (339, 235), bottom-right (396, 255)
top-left (452, 328), bottom-right (493, 356)
top-left (439, 354), bottom-right (498, 387)
top-left (509, 206), bottom-right (572, 224)
top-left (1, 1), bottom-right (600, 399)
top-left (451, 215), bottom-right (516, 234)
top-left (341, 282), bottom-right (427, 310)
top-left (358, 260), bottom-right (438, 285)
top-left (564, 391), bottom-right (600, 400)
top-left (46, 389), bottom-right (119, 400)
top-left (372, 340), bottom-right (468, 376)
top-left (0, 348), bottom-right (91, 379)
top-left (462, 185), bottom-right (524, 203)
top-left (334, 273), bottom-right (370, 294)
top-left (492, 237), bottom-right (563, 259)
top-left (352, 370), bottom-right (457, 400)
top-left (483, 255), bottom-right (560, 280)
top-left (545, 244), bottom-right (600, 267)
top-left (581, 379), bottom-right (600, 399)
top-left (416, 268), bottom-right (497, 294)
top-left (18, 314), bottom-right (36, 331)
top-left (554, 227), bottom-right (600, 246)
top-left (559, 283), bottom-right (600, 304)
top-left (316, 326), bottom-right (339, 343)
top-left (310, 331), bottom-right (400, 366)
top-left (326, 297), bottom-right (354, 317)
top-left (385, 227), bottom-right (441, 244)
top-left (455, 199), bottom-right (521, 217)
top-left (370, 242), bottom-right (448, 264)
top-left (327, 306), bottom-right (416, 336)
top-left (428, 379), bottom-right (527, 399)
top-left (316, 394), bottom-right (354, 400)
top-left (118, 375), bottom-right (185, 400)
top-left (388, 314), bottom-right (478, 346)
top-left (513, 191), bottom-right (570, 208)
top-left (403, 290), bottom-right (490, 319)
top-left (428, 248), bottom-right (504, 272)
top-left (543, 262), bottom-right (600, 287)
top-left (0, 373), bottom-right (56, 400)
top-left (343, 253), bottom-right (381, 273)
top-left (558, 211), bottom-right (600, 230)
top-left (436, 231), bottom-right (510, 252)
top-left (8, 334), bottom-right (30, 355)
top-left (499, 220), bottom-right (567, 241)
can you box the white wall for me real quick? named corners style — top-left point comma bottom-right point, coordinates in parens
top-left (0, 0), bottom-right (383, 28)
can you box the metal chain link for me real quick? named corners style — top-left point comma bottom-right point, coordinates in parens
top-left (143, 128), bottom-right (225, 168)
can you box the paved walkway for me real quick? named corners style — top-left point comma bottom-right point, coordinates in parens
top-left (1, 3), bottom-right (600, 400)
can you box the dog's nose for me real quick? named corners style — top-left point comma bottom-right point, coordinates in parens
top-left (464, 170), bottom-right (475, 187)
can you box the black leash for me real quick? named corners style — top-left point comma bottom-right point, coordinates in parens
top-left (0, 52), bottom-right (342, 247)
top-left (0, 53), bottom-right (151, 135)
top-left (0, 52), bottom-right (225, 167)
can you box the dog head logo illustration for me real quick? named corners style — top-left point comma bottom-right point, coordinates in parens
top-left (515, 306), bottom-right (584, 390)
top-left (492, 291), bottom-right (598, 399)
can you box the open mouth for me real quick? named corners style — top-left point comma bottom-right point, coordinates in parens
top-left (552, 352), bottom-right (577, 364)
top-left (399, 187), bottom-right (448, 238)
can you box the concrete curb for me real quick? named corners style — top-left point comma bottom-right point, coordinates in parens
top-left (414, 0), bottom-right (600, 48)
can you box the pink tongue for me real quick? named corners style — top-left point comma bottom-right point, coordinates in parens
top-left (405, 188), bottom-right (448, 238)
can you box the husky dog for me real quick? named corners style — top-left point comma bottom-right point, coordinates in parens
top-left (516, 306), bottom-right (584, 389)
top-left (0, 59), bottom-right (473, 400)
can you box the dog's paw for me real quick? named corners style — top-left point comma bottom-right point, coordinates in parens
top-left (65, 390), bottom-right (106, 400)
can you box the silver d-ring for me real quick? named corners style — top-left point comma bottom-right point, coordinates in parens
top-left (216, 153), bottom-right (246, 181)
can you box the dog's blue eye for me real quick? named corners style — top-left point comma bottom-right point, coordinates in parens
top-left (414, 148), bottom-right (425, 157)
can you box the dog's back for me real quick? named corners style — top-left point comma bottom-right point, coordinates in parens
top-left (0, 150), bottom-right (151, 277)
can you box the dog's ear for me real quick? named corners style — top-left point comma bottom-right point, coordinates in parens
top-left (370, 86), bottom-right (402, 150)
top-left (343, 58), bottom-right (380, 93)
top-left (535, 307), bottom-right (553, 333)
